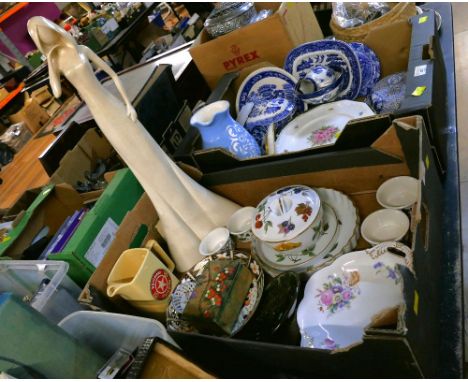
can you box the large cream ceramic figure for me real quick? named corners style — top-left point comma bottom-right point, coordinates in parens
top-left (27, 16), bottom-right (240, 271)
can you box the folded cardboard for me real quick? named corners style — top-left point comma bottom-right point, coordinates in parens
top-left (171, 115), bottom-right (444, 378)
top-left (8, 95), bottom-right (50, 134)
top-left (190, 3), bottom-right (323, 89)
top-left (0, 184), bottom-right (83, 259)
top-left (49, 168), bottom-right (144, 286)
top-left (78, 192), bottom-right (161, 312)
top-left (49, 127), bottom-right (114, 187)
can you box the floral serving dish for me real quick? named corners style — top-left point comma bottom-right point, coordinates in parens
top-left (166, 251), bottom-right (264, 336)
top-left (274, 100), bottom-right (375, 154)
top-left (252, 185), bottom-right (323, 263)
top-left (284, 40), bottom-right (362, 101)
top-left (236, 67), bottom-right (307, 115)
top-left (252, 188), bottom-right (360, 276)
top-left (297, 241), bottom-right (413, 351)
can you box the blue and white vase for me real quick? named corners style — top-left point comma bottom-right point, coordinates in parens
top-left (190, 100), bottom-right (261, 159)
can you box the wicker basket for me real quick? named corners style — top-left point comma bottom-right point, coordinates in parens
top-left (330, 2), bottom-right (417, 43)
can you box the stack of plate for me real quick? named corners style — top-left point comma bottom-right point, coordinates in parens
top-left (251, 187), bottom-right (360, 276)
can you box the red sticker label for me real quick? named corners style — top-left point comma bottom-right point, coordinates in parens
top-left (150, 269), bottom-right (171, 300)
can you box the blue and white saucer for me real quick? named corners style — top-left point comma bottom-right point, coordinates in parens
top-left (284, 40), bottom-right (362, 101)
top-left (349, 42), bottom-right (381, 98)
top-left (236, 67), bottom-right (307, 115)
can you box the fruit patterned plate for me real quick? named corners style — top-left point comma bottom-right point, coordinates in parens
top-left (252, 188), bottom-right (360, 277)
top-left (166, 251), bottom-right (264, 336)
top-left (297, 241), bottom-right (413, 351)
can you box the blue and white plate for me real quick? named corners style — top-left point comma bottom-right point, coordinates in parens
top-left (284, 40), bottom-right (362, 101)
top-left (244, 97), bottom-right (296, 149)
top-left (349, 42), bottom-right (381, 98)
top-left (236, 67), bottom-right (306, 115)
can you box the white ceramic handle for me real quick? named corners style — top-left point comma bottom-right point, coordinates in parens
top-left (366, 241), bottom-right (414, 273)
top-left (266, 124), bottom-right (276, 156)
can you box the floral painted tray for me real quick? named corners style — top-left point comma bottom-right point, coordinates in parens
top-left (275, 100), bottom-right (374, 154)
top-left (166, 251), bottom-right (264, 336)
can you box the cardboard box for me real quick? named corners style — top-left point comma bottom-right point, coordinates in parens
top-left (49, 168), bottom-right (144, 286)
top-left (30, 85), bottom-right (53, 106)
top-left (0, 184), bottom-right (84, 259)
top-left (78, 192), bottom-right (161, 312)
top-left (171, 115), bottom-right (446, 378)
top-left (49, 127), bottom-right (114, 187)
top-left (8, 96), bottom-right (50, 134)
top-left (0, 87), bottom-right (9, 102)
top-left (189, 3), bottom-right (324, 89)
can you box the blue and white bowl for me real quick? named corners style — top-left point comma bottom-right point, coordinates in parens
top-left (244, 97), bottom-right (296, 150)
top-left (349, 42), bottom-right (381, 98)
top-left (367, 72), bottom-right (407, 114)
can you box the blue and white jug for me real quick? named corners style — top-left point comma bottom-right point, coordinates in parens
top-left (190, 100), bottom-right (261, 159)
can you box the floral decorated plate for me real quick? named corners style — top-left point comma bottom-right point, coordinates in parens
top-left (166, 251), bottom-right (264, 336)
top-left (254, 202), bottom-right (339, 270)
top-left (297, 242), bottom-right (413, 351)
top-left (252, 188), bottom-right (360, 276)
top-left (236, 67), bottom-right (306, 115)
top-left (284, 40), bottom-right (362, 101)
top-left (275, 100), bottom-right (374, 154)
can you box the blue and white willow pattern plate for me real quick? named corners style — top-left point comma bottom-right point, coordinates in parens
top-left (349, 42), bottom-right (381, 98)
top-left (236, 67), bottom-right (306, 115)
top-left (284, 40), bottom-right (362, 101)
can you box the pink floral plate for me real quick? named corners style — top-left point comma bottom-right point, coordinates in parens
top-left (166, 251), bottom-right (264, 336)
top-left (297, 241), bottom-right (413, 351)
top-left (275, 100), bottom-right (374, 154)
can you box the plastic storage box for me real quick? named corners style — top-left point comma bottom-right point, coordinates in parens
top-left (58, 311), bottom-right (178, 358)
top-left (0, 260), bottom-right (83, 324)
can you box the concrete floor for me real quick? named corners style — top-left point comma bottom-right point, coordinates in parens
top-left (452, 1), bottom-right (468, 364)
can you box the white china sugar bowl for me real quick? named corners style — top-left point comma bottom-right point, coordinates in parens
top-left (252, 185), bottom-right (322, 262)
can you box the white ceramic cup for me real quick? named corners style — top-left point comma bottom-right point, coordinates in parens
top-left (199, 227), bottom-right (233, 256)
top-left (227, 206), bottom-right (256, 245)
top-left (376, 176), bottom-right (419, 210)
top-left (360, 209), bottom-right (410, 245)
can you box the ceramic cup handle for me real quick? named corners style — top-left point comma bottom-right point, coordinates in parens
top-left (145, 239), bottom-right (176, 272)
top-left (365, 241), bottom-right (414, 273)
top-left (265, 124), bottom-right (276, 156)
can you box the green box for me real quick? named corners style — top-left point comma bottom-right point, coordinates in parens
top-left (49, 168), bottom-right (144, 286)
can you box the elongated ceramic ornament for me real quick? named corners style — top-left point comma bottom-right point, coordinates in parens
top-left (27, 16), bottom-right (240, 272)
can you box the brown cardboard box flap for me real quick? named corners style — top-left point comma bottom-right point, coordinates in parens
top-left (79, 192), bottom-right (160, 304)
top-left (190, 2), bottom-right (323, 89)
